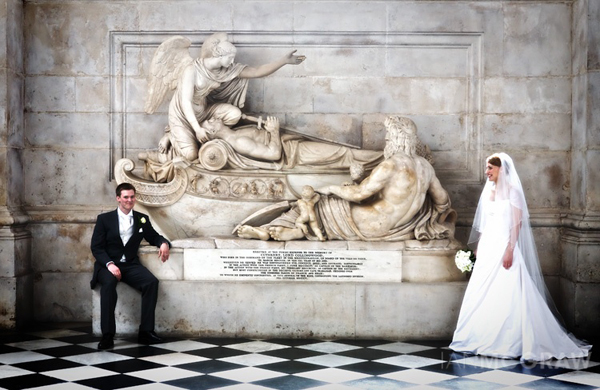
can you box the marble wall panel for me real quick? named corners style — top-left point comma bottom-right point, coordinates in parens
top-left (589, 0), bottom-right (600, 69)
top-left (569, 149), bottom-right (586, 212)
top-left (23, 149), bottom-right (114, 206)
top-left (7, 71), bottom-right (24, 149)
top-left (138, 2), bottom-right (233, 32)
top-left (29, 223), bottom-right (94, 273)
top-left (6, 0), bottom-right (23, 73)
top-left (231, 2), bottom-right (295, 31)
top-left (75, 76), bottom-right (109, 112)
top-left (25, 113), bottom-right (109, 148)
top-left (0, 6), bottom-right (6, 68)
top-left (33, 272), bottom-right (91, 322)
top-left (482, 114), bottom-right (571, 151)
top-left (125, 113), bottom-right (168, 151)
top-left (586, 150), bottom-right (600, 210)
top-left (575, 283), bottom-right (600, 339)
top-left (572, 74), bottom-right (587, 151)
top-left (588, 72), bottom-right (600, 148)
top-left (572, 0), bottom-right (588, 75)
top-left (355, 283), bottom-right (467, 339)
top-left (293, 2), bottom-right (386, 32)
top-left (0, 278), bottom-right (16, 328)
top-left (497, 151), bottom-right (569, 210)
top-left (7, 148), bottom-right (24, 208)
top-left (24, 2), bottom-right (139, 76)
top-left (0, 228), bottom-right (30, 278)
top-left (503, 3), bottom-right (571, 77)
top-left (25, 76), bottom-right (76, 112)
top-left (534, 227), bottom-right (562, 276)
top-left (261, 77), bottom-right (314, 113)
top-left (387, 2), bottom-right (503, 77)
top-left (484, 77), bottom-right (571, 114)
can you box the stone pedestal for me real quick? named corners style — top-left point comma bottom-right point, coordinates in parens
top-left (92, 238), bottom-right (468, 339)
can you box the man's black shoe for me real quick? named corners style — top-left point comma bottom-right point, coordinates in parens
top-left (98, 334), bottom-right (114, 350)
top-left (138, 331), bottom-right (163, 344)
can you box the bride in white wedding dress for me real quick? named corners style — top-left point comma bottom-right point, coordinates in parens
top-left (450, 153), bottom-right (592, 361)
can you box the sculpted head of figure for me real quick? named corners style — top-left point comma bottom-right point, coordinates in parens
top-left (383, 116), bottom-right (418, 159)
top-left (201, 32), bottom-right (237, 60)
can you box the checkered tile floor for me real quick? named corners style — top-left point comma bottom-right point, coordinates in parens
top-left (0, 323), bottom-right (598, 389)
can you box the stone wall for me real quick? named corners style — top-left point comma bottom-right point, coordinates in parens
top-left (0, 0), bottom-right (596, 340)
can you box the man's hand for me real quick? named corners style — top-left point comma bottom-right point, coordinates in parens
top-left (158, 243), bottom-right (170, 262)
top-left (107, 263), bottom-right (122, 281)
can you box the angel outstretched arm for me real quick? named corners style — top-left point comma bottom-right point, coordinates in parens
top-left (239, 50), bottom-right (305, 79)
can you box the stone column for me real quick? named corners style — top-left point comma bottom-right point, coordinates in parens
top-left (0, 0), bottom-right (31, 329)
top-left (561, 0), bottom-right (600, 341)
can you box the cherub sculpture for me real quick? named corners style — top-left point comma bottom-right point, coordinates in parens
top-left (144, 33), bottom-right (306, 165)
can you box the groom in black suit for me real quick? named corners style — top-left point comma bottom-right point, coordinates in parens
top-left (90, 182), bottom-right (171, 350)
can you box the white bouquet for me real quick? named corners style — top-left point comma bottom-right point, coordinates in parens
top-left (455, 249), bottom-right (476, 273)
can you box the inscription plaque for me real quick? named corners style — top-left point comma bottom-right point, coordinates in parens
top-left (184, 249), bottom-right (402, 282)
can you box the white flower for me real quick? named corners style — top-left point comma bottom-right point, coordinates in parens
top-left (455, 250), bottom-right (475, 273)
top-left (140, 217), bottom-right (146, 224)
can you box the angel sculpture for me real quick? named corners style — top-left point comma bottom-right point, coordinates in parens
top-left (144, 33), bottom-right (306, 166)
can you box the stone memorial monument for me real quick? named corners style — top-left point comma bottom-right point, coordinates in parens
top-left (103, 32), bottom-right (466, 339)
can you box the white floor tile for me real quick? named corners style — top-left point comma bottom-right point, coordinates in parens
top-left (211, 366), bottom-right (287, 382)
top-left (29, 384), bottom-right (96, 390)
top-left (0, 365), bottom-right (33, 379)
top-left (549, 370), bottom-right (600, 387)
top-left (225, 340), bottom-right (290, 353)
top-left (380, 368), bottom-right (456, 384)
top-left (375, 354), bottom-right (445, 368)
top-left (0, 351), bottom-right (54, 365)
top-left (219, 353), bottom-right (287, 366)
top-left (297, 341), bottom-right (361, 353)
top-left (139, 352), bottom-right (209, 366)
top-left (63, 351), bottom-right (133, 365)
top-left (452, 355), bottom-right (520, 369)
top-left (370, 341), bottom-right (435, 354)
top-left (295, 367), bottom-right (372, 383)
top-left (6, 339), bottom-right (70, 351)
top-left (43, 366), bottom-right (117, 381)
top-left (152, 340), bottom-right (217, 352)
top-left (127, 367), bottom-right (202, 382)
top-left (298, 354), bottom-right (366, 368)
top-left (465, 370), bottom-right (541, 386)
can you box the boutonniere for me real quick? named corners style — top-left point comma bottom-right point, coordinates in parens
top-left (140, 217), bottom-right (146, 224)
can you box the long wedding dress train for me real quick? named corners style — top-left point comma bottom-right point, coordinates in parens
top-left (450, 200), bottom-right (591, 361)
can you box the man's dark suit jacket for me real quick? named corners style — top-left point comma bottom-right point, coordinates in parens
top-left (90, 209), bottom-right (170, 289)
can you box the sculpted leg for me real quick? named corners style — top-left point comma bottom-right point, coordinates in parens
top-left (269, 226), bottom-right (305, 241)
top-left (237, 225), bottom-right (270, 240)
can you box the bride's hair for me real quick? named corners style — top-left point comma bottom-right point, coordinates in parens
top-left (487, 155), bottom-right (501, 168)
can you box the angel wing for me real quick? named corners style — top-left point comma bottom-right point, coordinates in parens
top-left (144, 36), bottom-right (194, 114)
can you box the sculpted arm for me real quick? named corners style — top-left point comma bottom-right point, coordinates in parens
top-left (179, 66), bottom-right (208, 143)
top-left (239, 50), bottom-right (305, 79)
top-left (427, 174), bottom-right (450, 212)
top-left (318, 161), bottom-right (392, 203)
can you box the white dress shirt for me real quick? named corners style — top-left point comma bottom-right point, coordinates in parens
top-left (117, 208), bottom-right (134, 262)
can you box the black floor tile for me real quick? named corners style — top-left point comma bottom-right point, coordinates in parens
top-left (164, 374), bottom-right (238, 389)
top-left (0, 373), bottom-right (64, 390)
top-left (255, 374), bottom-right (327, 390)
top-left (175, 359), bottom-right (246, 374)
top-left (76, 373), bottom-right (153, 389)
